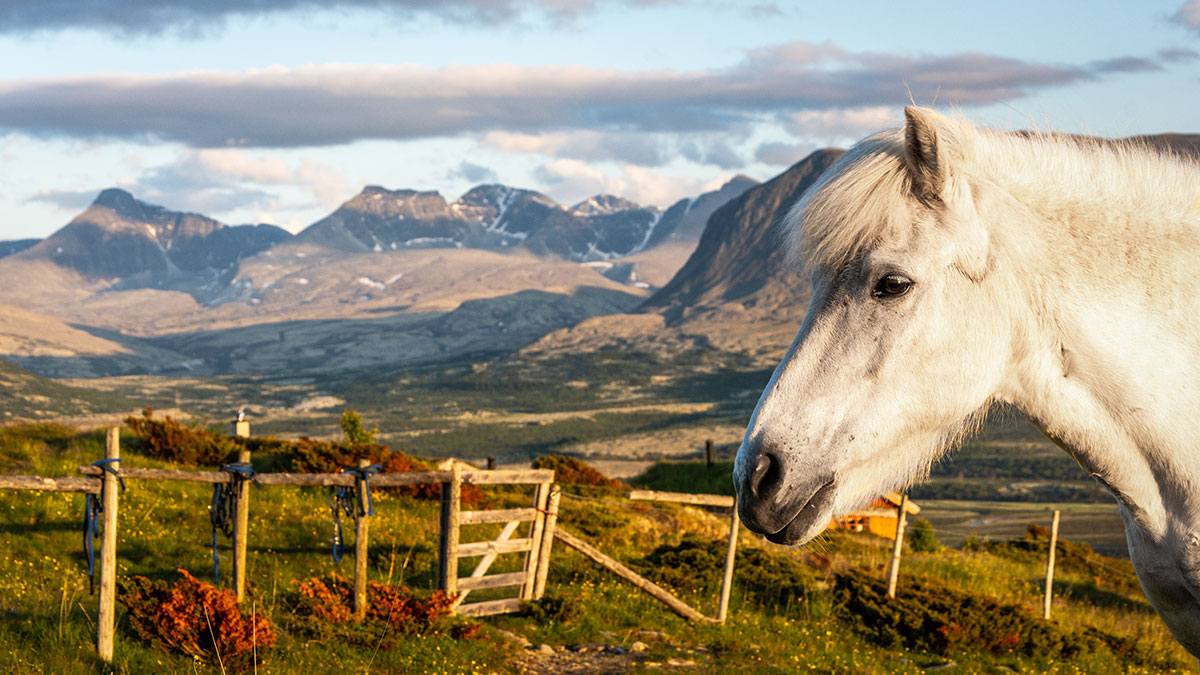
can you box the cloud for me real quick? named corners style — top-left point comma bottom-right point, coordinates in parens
top-left (484, 130), bottom-right (670, 166)
top-left (0, 0), bottom-right (676, 36)
top-left (0, 44), bottom-right (1178, 150)
top-left (1159, 47), bottom-right (1200, 62)
top-left (678, 138), bottom-right (744, 169)
top-left (754, 141), bottom-right (818, 166)
top-left (783, 106), bottom-right (898, 142)
top-left (1172, 0), bottom-right (1200, 30)
top-left (26, 188), bottom-right (98, 211)
top-left (1088, 56), bottom-right (1161, 73)
top-left (448, 160), bottom-right (499, 183)
top-left (28, 149), bottom-right (348, 223)
top-left (533, 159), bottom-right (728, 207)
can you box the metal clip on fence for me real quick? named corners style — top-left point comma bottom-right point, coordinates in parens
top-left (82, 458), bottom-right (124, 594)
top-left (209, 462), bottom-right (260, 584)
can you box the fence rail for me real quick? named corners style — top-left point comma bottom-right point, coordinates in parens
top-left (0, 426), bottom-right (556, 663)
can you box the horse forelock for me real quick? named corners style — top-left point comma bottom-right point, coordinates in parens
top-left (787, 130), bottom-right (914, 273)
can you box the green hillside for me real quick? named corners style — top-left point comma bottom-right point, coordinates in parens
top-left (0, 358), bottom-right (133, 420)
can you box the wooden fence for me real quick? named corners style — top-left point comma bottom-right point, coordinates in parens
top-left (546, 489), bottom-right (740, 625)
top-left (0, 427), bottom-right (1074, 664)
top-left (0, 427), bottom-right (555, 663)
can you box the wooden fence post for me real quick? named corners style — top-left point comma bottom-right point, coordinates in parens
top-left (705, 439), bottom-right (714, 468)
top-left (522, 481), bottom-right (551, 600)
top-left (716, 507), bottom-right (739, 623)
top-left (232, 446), bottom-right (251, 603)
top-left (1043, 509), bottom-right (1061, 620)
top-left (354, 459), bottom-right (371, 620)
top-left (438, 463), bottom-right (462, 595)
top-left (533, 484), bottom-right (560, 600)
top-left (886, 494), bottom-right (909, 599)
top-left (96, 427), bottom-right (120, 663)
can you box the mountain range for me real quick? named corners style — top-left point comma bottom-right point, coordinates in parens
top-left (2, 131), bottom-right (1197, 385)
top-left (0, 174), bottom-right (757, 377)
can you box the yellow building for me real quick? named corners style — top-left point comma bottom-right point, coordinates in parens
top-left (829, 492), bottom-right (921, 539)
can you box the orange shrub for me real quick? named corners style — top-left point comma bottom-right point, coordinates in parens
top-left (290, 575), bottom-right (478, 642)
top-left (124, 408), bottom-right (238, 466)
top-left (120, 569), bottom-right (275, 669)
top-left (531, 454), bottom-right (623, 491)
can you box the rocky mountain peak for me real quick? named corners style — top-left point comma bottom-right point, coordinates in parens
top-left (570, 194), bottom-right (645, 216)
top-left (17, 189), bottom-right (290, 281)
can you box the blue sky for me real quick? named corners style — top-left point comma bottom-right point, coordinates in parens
top-left (1, 0), bottom-right (1197, 239)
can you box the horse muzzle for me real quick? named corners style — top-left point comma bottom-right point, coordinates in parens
top-left (735, 440), bottom-right (837, 545)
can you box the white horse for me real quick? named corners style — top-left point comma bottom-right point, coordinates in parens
top-left (733, 106), bottom-right (1200, 657)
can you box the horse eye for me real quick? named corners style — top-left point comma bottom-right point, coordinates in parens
top-left (872, 274), bottom-right (913, 298)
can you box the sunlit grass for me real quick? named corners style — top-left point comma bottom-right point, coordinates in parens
top-left (0, 423), bottom-right (1194, 673)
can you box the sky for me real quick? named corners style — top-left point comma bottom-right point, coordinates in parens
top-left (1, 0), bottom-right (1198, 239)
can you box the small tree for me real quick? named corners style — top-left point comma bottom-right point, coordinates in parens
top-left (340, 409), bottom-right (377, 445)
top-left (908, 517), bottom-right (941, 553)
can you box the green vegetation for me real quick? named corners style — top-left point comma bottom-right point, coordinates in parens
top-left (631, 459), bottom-right (737, 496)
top-left (907, 518), bottom-right (941, 553)
top-left (0, 423), bottom-right (1191, 673)
top-left (339, 409), bottom-right (377, 445)
top-left (0, 357), bottom-right (133, 420)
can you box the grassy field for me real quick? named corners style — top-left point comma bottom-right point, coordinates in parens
top-left (0, 423), bottom-right (1193, 674)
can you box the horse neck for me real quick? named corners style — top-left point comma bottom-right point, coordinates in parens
top-left (988, 170), bottom-right (1200, 540)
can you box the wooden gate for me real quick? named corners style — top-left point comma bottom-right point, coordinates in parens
top-left (436, 462), bottom-right (559, 617)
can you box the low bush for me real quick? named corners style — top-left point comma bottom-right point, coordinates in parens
top-left (124, 408), bottom-right (238, 466)
top-left (907, 518), bottom-right (941, 553)
top-left (119, 569), bottom-right (275, 670)
top-left (288, 575), bottom-right (480, 647)
top-left (531, 454), bottom-right (623, 491)
top-left (633, 536), bottom-right (820, 611)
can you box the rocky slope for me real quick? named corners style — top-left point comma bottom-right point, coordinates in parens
top-left (9, 188), bottom-right (290, 285)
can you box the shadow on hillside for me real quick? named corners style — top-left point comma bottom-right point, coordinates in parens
top-left (652, 366), bottom-right (773, 411)
top-left (1052, 579), bottom-right (1154, 614)
top-left (10, 286), bottom-right (641, 381)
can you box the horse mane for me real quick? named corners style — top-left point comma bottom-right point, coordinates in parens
top-left (789, 113), bottom-right (1200, 271)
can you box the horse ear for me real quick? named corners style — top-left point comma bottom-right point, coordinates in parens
top-left (903, 106), bottom-right (946, 201)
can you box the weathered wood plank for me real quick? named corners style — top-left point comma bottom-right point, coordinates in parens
top-left (0, 476), bottom-right (99, 494)
top-left (554, 527), bottom-right (715, 623)
top-left (456, 571), bottom-right (527, 591)
top-left (627, 490), bottom-right (734, 508)
top-left (455, 598), bottom-right (522, 617)
top-left (461, 469), bottom-right (554, 485)
top-left (453, 520), bottom-right (522, 609)
top-left (717, 509), bottom-right (739, 623)
top-left (522, 482), bottom-right (550, 601)
top-left (75, 467), bottom-right (551, 487)
top-left (96, 428), bottom-right (120, 662)
top-left (456, 538), bottom-right (533, 557)
top-left (533, 484), bottom-right (561, 600)
top-left (444, 464), bottom-right (462, 595)
top-left (354, 458), bottom-right (371, 620)
top-left (79, 467), bottom-right (233, 483)
top-left (232, 448), bottom-right (251, 603)
top-left (459, 508), bottom-right (536, 525)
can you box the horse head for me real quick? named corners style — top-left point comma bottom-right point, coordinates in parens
top-left (734, 107), bottom-right (1014, 544)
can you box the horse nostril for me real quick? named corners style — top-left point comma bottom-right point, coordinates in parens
top-left (750, 452), bottom-right (783, 498)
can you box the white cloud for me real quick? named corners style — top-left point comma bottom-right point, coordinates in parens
top-left (0, 43), bottom-right (1147, 149)
top-left (754, 141), bottom-right (818, 166)
top-left (534, 159), bottom-right (730, 207)
top-left (783, 106), bottom-right (898, 142)
top-left (29, 148), bottom-right (349, 225)
top-left (1172, 0), bottom-right (1200, 29)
